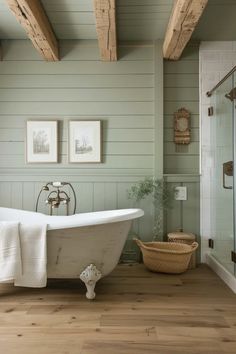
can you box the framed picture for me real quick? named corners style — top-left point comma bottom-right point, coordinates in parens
top-left (69, 120), bottom-right (102, 163)
top-left (26, 120), bottom-right (58, 163)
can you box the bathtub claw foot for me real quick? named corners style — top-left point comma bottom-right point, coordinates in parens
top-left (79, 264), bottom-right (102, 300)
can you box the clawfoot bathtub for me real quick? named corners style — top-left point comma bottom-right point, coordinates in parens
top-left (0, 207), bottom-right (144, 299)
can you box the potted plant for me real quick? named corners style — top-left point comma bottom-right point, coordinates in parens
top-left (127, 177), bottom-right (170, 241)
top-left (127, 178), bottom-right (198, 273)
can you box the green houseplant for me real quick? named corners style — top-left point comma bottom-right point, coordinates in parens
top-left (127, 177), bottom-right (170, 241)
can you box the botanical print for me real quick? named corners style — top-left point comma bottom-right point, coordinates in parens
top-left (69, 121), bottom-right (101, 163)
top-left (26, 121), bottom-right (58, 163)
top-left (74, 127), bottom-right (94, 155)
top-left (33, 129), bottom-right (50, 154)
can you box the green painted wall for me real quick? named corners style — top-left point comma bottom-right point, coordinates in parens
top-left (0, 39), bottom-right (157, 261)
top-left (163, 43), bottom-right (200, 249)
top-left (164, 43), bottom-right (199, 174)
top-left (0, 39), bottom-right (200, 260)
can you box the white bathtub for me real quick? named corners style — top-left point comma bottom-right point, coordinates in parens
top-left (0, 207), bottom-right (144, 299)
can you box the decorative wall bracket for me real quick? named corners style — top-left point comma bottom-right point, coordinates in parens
top-left (174, 107), bottom-right (191, 145)
top-left (79, 264), bottom-right (102, 300)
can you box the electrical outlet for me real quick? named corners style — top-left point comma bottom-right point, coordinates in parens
top-left (175, 186), bottom-right (187, 201)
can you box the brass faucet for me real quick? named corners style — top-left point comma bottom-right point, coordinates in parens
top-left (35, 182), bottom-right (77, 215)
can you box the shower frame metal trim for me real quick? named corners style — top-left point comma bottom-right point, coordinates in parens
top-left (206, 65), bottom-right (236, 97)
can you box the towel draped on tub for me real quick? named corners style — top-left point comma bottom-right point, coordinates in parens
top-left (0, 221), bottom-right (47, 288)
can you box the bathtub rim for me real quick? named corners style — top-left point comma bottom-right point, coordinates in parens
top-left (0, 207), bottom-right (144, 231)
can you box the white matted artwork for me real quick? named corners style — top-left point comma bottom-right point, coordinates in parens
top-left (26, 120), bottom-right (58, 163)
top-left (69, 120), bottom-right (102, 163)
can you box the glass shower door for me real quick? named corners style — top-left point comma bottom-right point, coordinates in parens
top-left (234, 73), bottom-right (236, 276)
top-left (210, 77), bottom-right (235, 274)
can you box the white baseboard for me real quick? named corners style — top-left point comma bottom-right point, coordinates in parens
top-left (206, 253), bottom-right (236, 293)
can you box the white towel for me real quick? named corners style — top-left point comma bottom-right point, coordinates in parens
top-left (0, 221), bottom-right (47, 288)
top-left (15, 223), bottom-right (47, 288)
top-left (0, 222), bottom-right (22, 283)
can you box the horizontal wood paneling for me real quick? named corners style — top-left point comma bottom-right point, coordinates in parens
top-left (0, 142), bottom-right (154, 156)
top-left (164, 142), bottom-right (199, 155)
top-left (2, 40), bottom-right (155, 61)
top-left (0, 74), bottom-right (154, 89)
top-left (0, 61), bottom-right (154, 75)
top-left (0, 116), bottom-right (154, 129)
top-left (164, 74), bottom-right (199, 88)
top-left (0, 39), bottom-right (201, 261)
top-left (165, 156), bottom-right (199, 174)
top-left (0, 128), bottom-right (154, 142)
top-left (0, 40), bottom-right (155, 255)
top-left (164, 102), bottom-right (199, 115)
top-left (164, 44), bottom-right (200, 174)
top-left (0, 88), bottom-right (154, 102)
top-left (0, 102), bottom-right (153, 116)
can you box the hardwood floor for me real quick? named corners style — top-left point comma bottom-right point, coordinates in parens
top-left (0, 264), bottom-right (236, 354)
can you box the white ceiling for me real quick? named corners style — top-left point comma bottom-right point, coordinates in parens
top-left (0, 0), bottom-right (236, 41)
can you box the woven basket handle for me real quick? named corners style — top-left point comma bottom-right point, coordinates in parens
top-left (133, 238), bottom-right (143, 248)
top-left (191, 242), bottom-right (198, 252)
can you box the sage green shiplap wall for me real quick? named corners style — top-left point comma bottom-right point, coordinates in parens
top-left (0, 39), bottom-right (200, 259)
top-left (164, 43), bottom-right (199, 174)
top-left (163, 43), bottom-right (200, 242)
top-left (0, 39), bottom-right (155, 259)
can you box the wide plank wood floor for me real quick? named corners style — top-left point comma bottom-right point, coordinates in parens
top-left (0, 264), bottom-right (236, 354)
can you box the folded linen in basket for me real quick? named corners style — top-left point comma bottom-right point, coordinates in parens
top-left (0, 221), bottom-right (47, 288)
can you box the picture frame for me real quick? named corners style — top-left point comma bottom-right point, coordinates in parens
top-left (26, 120), bottom-right (58, 163)
top-left (68, 120), bottom-right (102, 163)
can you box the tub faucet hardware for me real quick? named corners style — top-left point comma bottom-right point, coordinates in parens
top-left (35, 182), bottom-right (77, 215)
top-left (223, 161), bottom-right (233, 189)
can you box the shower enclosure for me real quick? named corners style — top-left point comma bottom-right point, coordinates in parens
top-left (207, 70), bottom-right (236, 282)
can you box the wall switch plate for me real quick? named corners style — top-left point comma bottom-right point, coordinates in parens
top-left (175, 186), bottom-right (187, 201)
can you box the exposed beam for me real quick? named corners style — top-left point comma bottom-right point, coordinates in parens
top-left (163, 0), bottom-right (208, 60)
top-left (6, 0), bottom-right (59, 61)
top-left (93, 0), bottom-right (117, 61)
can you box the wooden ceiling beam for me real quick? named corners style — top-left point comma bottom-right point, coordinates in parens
top-left (93, 0), bottom-right (117, 61)
top-left (6, 0), bottom-right (59, 61)
top-left (163, 0), bottom-right (208, 60)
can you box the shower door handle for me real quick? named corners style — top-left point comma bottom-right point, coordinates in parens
top-left (223, 161), bottom-right (233, 189)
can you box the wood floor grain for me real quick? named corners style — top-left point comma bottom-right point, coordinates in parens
top-left (0, 264), bottom-right (235, 354)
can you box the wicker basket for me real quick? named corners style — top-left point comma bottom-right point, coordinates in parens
top-left (134, 238), bottom-right (198, 274)
top-left (168, 232), bottom-right (196, 269)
